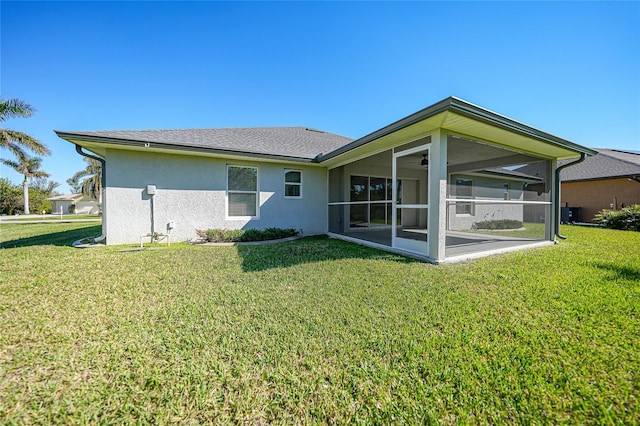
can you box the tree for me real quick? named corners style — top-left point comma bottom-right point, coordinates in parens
top-left (0, 98), bottom-right (50, 160)
top-left (69, 157), bottom-right (102, 200)
top-left (66, 175), bottom-right (82, 193)
top-left (0, 178), bottom-right (22, 215)
top-left (32, 177), bottom-right (60, 197)
top-left (1, 156), bottom-right (50, 214)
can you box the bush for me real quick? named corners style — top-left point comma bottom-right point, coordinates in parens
top-left (0, 178), bottom-right (22, 215)
top-left (196, 227), bottom-right (299, 243)
top-left (594, 204), bottom-right (640, 232)
top-left (29, 189), bottom-right (52, 214)
top-left (472, 219), bottom-right (523, 230)
top-left (202, 229), bottom-right (245, 243)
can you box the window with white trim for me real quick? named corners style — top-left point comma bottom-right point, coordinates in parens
top-left (227, 165), bottom-right (258, 218)
top-left (455, 178), bottom-right (473, 215)
top-left (284, 169), bottom-right (302, 198)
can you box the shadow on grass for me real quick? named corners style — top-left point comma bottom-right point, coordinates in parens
top-left (0, 224), bottom-right (102, 248)
top-left (237, 236), bottom-right (418, 272)
top-left (592, 261), bottom-right (640, 282)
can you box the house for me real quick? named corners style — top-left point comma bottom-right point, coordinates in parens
top-left (559, 149), bottom-right (640, 222)
top-left (55, 96), bottom-right (596, 263)
top-left (46, 193), bottom-right (100, 214)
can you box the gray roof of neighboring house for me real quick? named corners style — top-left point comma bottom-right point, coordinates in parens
top-left (55, 127), bottom-right (354, 162)
top-left (559, 149), bottom-right (640, 182)
top-left (46, 193), bottom-right (84, 201)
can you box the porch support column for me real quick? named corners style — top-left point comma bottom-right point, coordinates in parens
top-left (428, 129), bottom-right (448, 261)
top-left (547, 159), bottom-right (557, 241)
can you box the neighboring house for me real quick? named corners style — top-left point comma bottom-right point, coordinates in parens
top-left (559, 149), bottom-right (640, 222)
top-left (55, 96), bottom-right (596, 263)
top-left (47, 193), bottom-right (100, 214)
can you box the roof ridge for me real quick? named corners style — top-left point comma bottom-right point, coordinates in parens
top-left (76, 125), bottom-right (315, 132)
top-left (609, 148), bottom-right (640, 156)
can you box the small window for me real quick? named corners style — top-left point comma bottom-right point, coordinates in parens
top-left (227, 165), bottom-right (258, 218)
top-left (455, 178), bottom-right (473, 215)
top-left (284, 169), bottom-right (302, 198)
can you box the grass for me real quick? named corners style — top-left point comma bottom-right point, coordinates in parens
top-left (0, 222), bottom-right (638, 423)
top-left (468, 222), bottom-right (547, 239)
top-left (0, 214), bottom-right (101, 222)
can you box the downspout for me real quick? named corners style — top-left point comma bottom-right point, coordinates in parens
top-left (554, 153), bottom-right (586, 240)
top-left (73, 145), bottom-right (107, 245)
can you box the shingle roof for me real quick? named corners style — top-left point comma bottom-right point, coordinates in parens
top-left (559, 149), bottom-right (640, 181)
top-left (46, 193), bottom-right (83, 201)
top-left (56, 127), bottom-right (354, 161)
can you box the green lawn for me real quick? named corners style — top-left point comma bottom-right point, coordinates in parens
top-left (0, 223), bottom-right (638, 423)
top-left (0, 214), bottom-right (101, 222)
top-left (468, 222), bottom-right (547, 239)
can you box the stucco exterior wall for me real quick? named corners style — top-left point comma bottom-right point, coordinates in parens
top-left (104, 149), bottom-right (328, 245)
top-left (50, 200), bottom-right (73, 214)
top-left (75, 200), bottom-right (100, 214)
top-left (561, 178), bottom-right (640, 222)
top-left (447, 175), bottom-right (525, 231)
top-left (50, 198), bottom-right (99, 214)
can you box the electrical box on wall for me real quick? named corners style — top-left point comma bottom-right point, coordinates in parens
top-left (146, 185), bottom-right (156, 195)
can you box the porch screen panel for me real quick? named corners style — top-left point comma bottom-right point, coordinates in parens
top-left (446, 136), bottom-right (552, 257)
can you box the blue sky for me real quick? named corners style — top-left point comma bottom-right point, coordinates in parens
top-left (1, 1), bottom-right (639, 193)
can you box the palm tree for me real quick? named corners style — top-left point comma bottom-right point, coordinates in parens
top-left (69, 158), bottom-right (102, 201)
top-left (0, 98), bottom-right (50, 160)
top-left (1, 156), bottom-right (50, 214)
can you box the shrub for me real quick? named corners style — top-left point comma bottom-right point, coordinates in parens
top-left (594, 204), bottom-right (640, 232)
top-left (196, 227), bottom-right (299, 243)
top-left (201, 229), bottom-right (245, 243)
top-left (0, 178), bottom-right (22, 215)
top-left (472, 219), bottom-right (523, 230)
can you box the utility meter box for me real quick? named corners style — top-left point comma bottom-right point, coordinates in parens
top-left (146, 185), bottom-right (156, 195)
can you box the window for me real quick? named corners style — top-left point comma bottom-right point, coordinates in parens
top-left (455, 178), bottom-right (473, 215)
top-left (369, 177), bottom-right (386, 201)
top-left (350, 175), bottom-right (369, 202)
top-left (284, 169), bottom-right (302, 198)
top-left (227, 165), bottom-right (258, 218)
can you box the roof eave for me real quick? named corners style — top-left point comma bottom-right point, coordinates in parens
top-left (55, 130), bottom-right (318, 164)
top-left (448, 97), bottom-right (598, 156)
top-left (317, 97), bottom-right (597, 162)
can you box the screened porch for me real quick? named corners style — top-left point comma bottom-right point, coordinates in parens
top-left (327, 134), bottom-right (553, 262)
